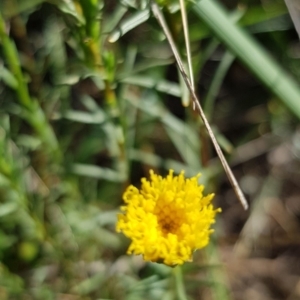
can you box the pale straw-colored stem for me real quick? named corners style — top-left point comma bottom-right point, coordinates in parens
top-left (151, 1), bottom-right (248, 210)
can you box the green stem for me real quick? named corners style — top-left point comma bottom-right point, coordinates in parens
top-left (173, 266), bottom-right (188, 300)
top-left (80, 0), bottom-right (127, 180)
top-left (79, 0), bottom-right (102, 67)
top-left (0, 12), bottom-right (31, 109)
top-left (0, 11), bottom-right (61, 160)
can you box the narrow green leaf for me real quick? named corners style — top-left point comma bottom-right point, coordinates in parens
top-left (108, 9), bottom-right (150, 42)
top-left (0, 202), bottom-right (18, 217)
top-left (52, 110), bottom-right (106, 124)
top-left (72, 163), bottom-right (126, 182)
top-left (121, 76), bottom-right (181, 97)
top-left (0, 65), bottom-right (18, 89)
top-left (204, 51), bottom-right (235, 119)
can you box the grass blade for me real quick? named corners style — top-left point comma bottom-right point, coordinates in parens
top-left (193, 0), bottom-right (300, 120)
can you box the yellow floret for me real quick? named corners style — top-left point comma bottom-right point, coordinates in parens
top-left (116, 170), bottom-right (221, 266)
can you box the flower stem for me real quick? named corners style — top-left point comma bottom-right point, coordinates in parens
top-left (173, 265), bottom-right (188, 300)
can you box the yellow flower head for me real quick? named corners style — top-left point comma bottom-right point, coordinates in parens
top-left (116, 170), bottom-right (221, 266)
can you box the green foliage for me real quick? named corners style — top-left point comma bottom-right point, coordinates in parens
top-left (0, 0), bottom-right (299, 299)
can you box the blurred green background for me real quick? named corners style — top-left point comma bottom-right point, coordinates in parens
top-left (1, 0), bottom-right (300, 299)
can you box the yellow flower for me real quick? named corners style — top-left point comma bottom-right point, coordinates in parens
top-left (116, 170), bottom-right (221, 266)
